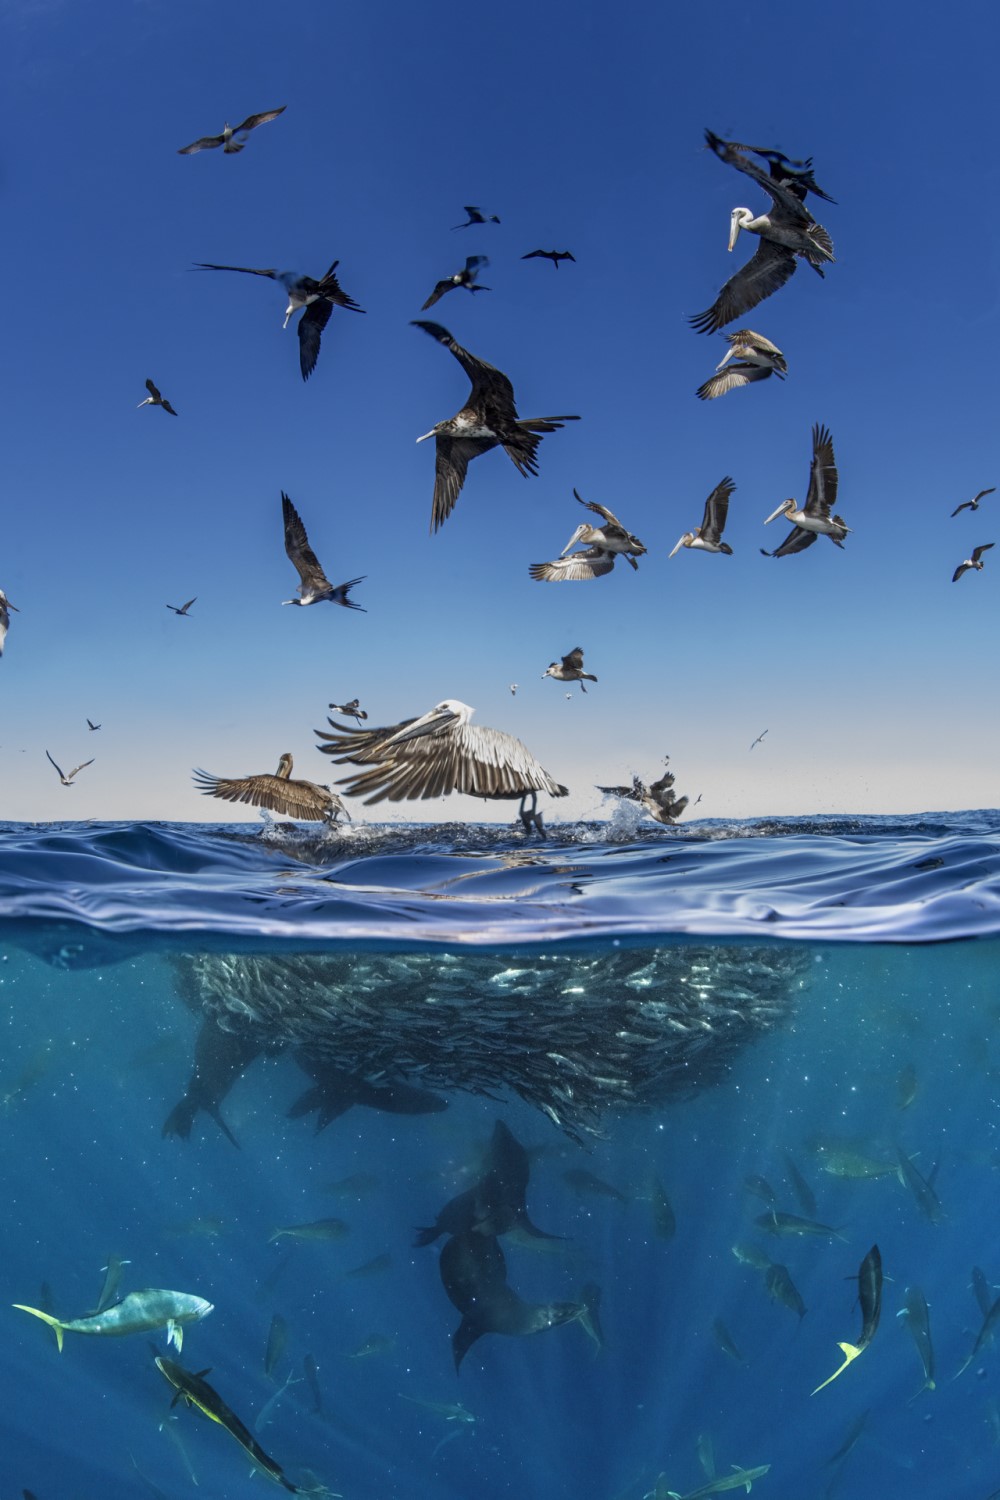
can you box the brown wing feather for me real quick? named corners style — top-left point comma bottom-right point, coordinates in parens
top-left (192, 769), bottom-right (332, 820)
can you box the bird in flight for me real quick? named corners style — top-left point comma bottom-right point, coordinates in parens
top-left (529, 545), bottom-right (617, 582)
top-left (282, 493), bottom-right (366, 610)
top-left (750, 730), bottom-right (768, 751)
top-left (177, 106), bottom-right (286, 155)
top-left (597, 769), bottom-right (689, 825)
top-left (670, 478), bottom-right (736, 557)
top-left (421, 256), bottom-right (491, 310)
top-left (0, 590), bottom-right (18, 657)
top-left (328, 700), bottom-right (368, 723)
top-left (452, 206), bottom-right (500, 229)
top-left (193, 754), bottom-right (349, 823)
top-left (951, 487), bottom-right (995, 517)
top-left (46, 751), bottom-right (94, 786)
top-left (696, 330), bottom-right (787, 401)
top-left (761, 425), bottom-right (848, 557)
top-left (952, 543), bottom-right (994, 582)
top-left (521, 250), bottom-right (576, 269)
top-left (86, 719), bottom-right (101, 732)
top-left (138, 379), bottom-right (178, 416)
top-left (166, 598), bottom-right (197, 616)
top-left (543, 647), bottom-right (597, 693)
top-left (562, 490), bottom-right (646, 570)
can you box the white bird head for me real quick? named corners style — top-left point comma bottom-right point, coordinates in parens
top-left (669, 533), bottom-right (693, 557)
top-left (764, 499), bottom-right (795, 525)
top-left (729, 208), bottom-right (754, 252)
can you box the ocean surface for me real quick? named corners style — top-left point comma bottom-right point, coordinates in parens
top-left (2, 812), bottom-right (1000, 1500)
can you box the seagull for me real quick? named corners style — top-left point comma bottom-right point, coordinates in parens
top-left (412, 321), bottom-right (579, 533)
top-left (761, 425), bottom-right (848, 557)
top-left (951, 487), bottom-right (995, 517)
top-left (329, 700), bottom-right (368, 723)
top-left (952, 543), bottom-right (994, 582)
top-left (452, 206), bottom-right (500, 229)
top-left (529, 546), bottom-right (617, 582)
top-left (194, 258), bottom-right (365, 380)
top-left (521, 250), bottom-right (576, 268)
top-left (750, 730), bottom-right (768, 751)
top-left (0, 590), bottom-right (18, 657)
top-left (193, 754), bottom-right (349, 823)
top-left (561, 490), bottom-right (646, 570)
top-left (166, 598), bottom-right (197, 615)
top-left (315, 700), bottom-right (568, 836)
top-left (508, 684), bottom-right (518, 696)
top-left (669, 478), bottom-right (736, 556)
top-left (177, 106), bottom-right (286, 155)
top-left (691, 129), bottom-right (835, 335)
top-left (421, 256), bottom-right (491, 310)
top-left (282, 493), bottom-right (365, 609)
top-left (543, 647), bottom-right (597, 693)
top-left (597, 770), bottom-right (688, 826)
top-left (46, 750), bottom-right (94, 786)
top-left (696, 330), bottom-right (787, 400)
top-left (86, 719), bottom-right (101, 732)
top-left (137, 378), bottom-right (178, 415)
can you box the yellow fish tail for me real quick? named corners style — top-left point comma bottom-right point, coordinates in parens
top-left (13, 1303), bottom-right (66, 1352)
top-left (811, 1340), bottom-right (863, 1395)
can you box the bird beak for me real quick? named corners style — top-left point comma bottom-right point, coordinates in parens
top-left (714, 348), bottom-right (735, 372)
top-left (384, 706), bottom-right (459, 745)
top-left (668, 537), bottom-right (686, 558)
top-left (764, 501), bottom-right (790, 525)
top-left (415, 430), bottom-right (435, 443)
top-left (282, 302), bottom-right (294, 328)
top-left (727, 210), bottom-right (743, 253)
top-left (559, 525), bottom-right (587, 558)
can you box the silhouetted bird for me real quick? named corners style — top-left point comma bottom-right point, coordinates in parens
top-left (46, 751), bottom-right (94, 786)
top-left (421, 256), bottom-right (490, 310)
top-left (281, 493), bottom-right (365, 609)
top-left (166, 598), bottom-right (196, 615)
top-left (951, 487), bottom-right (995, 517)
top-left (452, 206), bottom-right (500, 229)
top-left (521, 250), bottom-right (575, 268)
top-left (138, 378), bottom-right (178, 415)
top-left (952, 543), bottom-right (994, 582)
top-left (177, 106), bottom-right (286, 155)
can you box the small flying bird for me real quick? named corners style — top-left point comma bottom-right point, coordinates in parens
top-left (194, 258), bottom-right (365, 381)
top-left (192, 753), bottom-right (349, 823)
top-left (0, 590), bottom-right (18, 657)
top-left (952, 543), bottom-right (994, 582)
top-left (670, 477), bottom-right (736, 556)
top-left (452, 206), bottom-right (500, 229)
top-left (951, 487), bottom-right (995, 517)
top-left (177, 106), bottom-right (286, 155)
top-left (691, 129), bottom-right (835, 335)
top-left (750, 729), bottom-right (768, 751)
top-left (561, 490), bottom-right (646, 570)
top-left (412, 321), bottom-right (579, 533)
top-left (597, 769), bottom-right (689, 826)
top-left (529, 546), bottom-right (617, 582)
top-left (696, 330), bottom-right (787, 400)
top-left (137, 378), bottom-right (178, 416)
top-left (329, 700), bottom-right (368, 723)
top-left (761, 425), bottom-right (848, 557)
top-left (316, 700), bottom-right (568, 836)
top-left (166, 598), bottom-right (197, 615)
top-left (86, 719), bottom-right (101, 732)
top-left (282, 493), bottom-right (365, 609)
top-left (46, 750), bottom-right (94, 786)
top-left (421, 256), bottom-right (491, 310)
top-left (508, 684), bottom-right (518, 695)
top-left (542, 647), bottom-right (597, 693)
top-left (521, 250), bottom-right (576, 268)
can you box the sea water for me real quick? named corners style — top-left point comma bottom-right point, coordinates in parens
top-left (2, 815), bottom-right (999, 1500)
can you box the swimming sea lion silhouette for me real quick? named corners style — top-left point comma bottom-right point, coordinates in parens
top-left (415, 1120), bottom-right (560, 1246)
top-left (439, 1231), bottom-right (582, 1370)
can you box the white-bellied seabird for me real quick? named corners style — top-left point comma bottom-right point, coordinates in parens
top-left (597, 769), bottom-right (688, 826)
top-left (0, 590), bottom-right (18, 657)
top-left (529, 546), bottom-right (617, 582)
top-left (543, 648), bottom-right (597, 693)
top-left (412, 321), bottom-right (579, 533)
top-left (282, 493), bottom-right (366, 610)
top-left (561, 490), bottom-right (646, 569)
top-left (194, 258), bottom-right (365, 381)
top-left (421, 257), bottom-right (491, 310)
top-left (329, 700), bottom-right (368, 723)
top-left (952, 487), bottom-right (995, 517)
top-left (46, 750), bottom-right (94, 786)
top-left (691, 130), bottom-right (835, 335)
top-left (315, 700), bottom-right (568, 836)
top-left (138, 378), bottom-right (178, 415)
top-left (750, 729), bottom-right (768, 750)
top-left (521, 250), bottom-right (576, 268)
top-left (86, 719), bottom-right (101, 732)
top-left (670, 477), bottom-right (736, 556)
top-left (177, 107), bottom-right (286, 155)
top-left (952, 543), bottom-right (994, 582)
top-left (508, 683), bottom-right (518, 695)
top-left (697, 330), bottom-right (787, 400)
top-left (166, 598), bottom-right (197, 615)
top-left (761, 425), bottom-right (847, 557)
top-left (452, 206), bottom-right (500, 229)
top-left (193, 754), bottom-right (349, 823)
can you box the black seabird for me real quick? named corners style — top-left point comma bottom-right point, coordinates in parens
top-left (166, 598), bottom-right (197, 615)
top-left (421, 256), bottom-right (490, 310)
top-left (328, 699), bottom-right (368, 723)
top-left (452, 206), bottom-right (500, 229)
top-left (281, 493), bottom-right (365, 609)
top-left (521, 250), bottom-right (576, 268)
top-left (952, 487), bottom-right (995, 517)
top-left (138, 378), bottom-right (178, 415)
top-left (192, 753), bottom-right (349, 823)
top-left (177, 107), bottom-right (286, 155)
top-left (86, 719), bottom-right (101, 732)
top-left (46, 750), bottom-right (94, 786)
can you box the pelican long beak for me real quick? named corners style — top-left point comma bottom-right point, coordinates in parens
top-left (560, 525), bottom-right (587, 558)
top-left (715, 347), bottom-right (736, 372)
top-left (764, 501), bottom-right (791, 525)
top-left (728, 210), bottom-right (744, 253)
top-left (384, 706), bottom-right (460, 745)
top-left (668, 536), bottom-right (687, 558)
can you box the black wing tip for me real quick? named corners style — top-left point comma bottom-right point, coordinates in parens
top-left (411, 319), bottom-right (453, 344)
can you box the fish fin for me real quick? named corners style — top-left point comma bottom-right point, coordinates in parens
top-left (12, 1304), bottom-right (65, 1352)
top-left (195, 1367), bottom-right (212, 1377)
top-left (168, 1319), bottom-right (182, 1352)
top-left (811, 1341), bottom-right (863, 1394)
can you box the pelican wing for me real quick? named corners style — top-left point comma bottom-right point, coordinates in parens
top-left (696, 364), bottom-right (773, 400)
top-left (729, 142), bottom-right (837, 204)
top-left (233, 106), bottom-right (286, 134)
top-left (726, 328), bottom-right (786, 361)
top-left (700, 478), bottom-right (735, 545)
top-left (704, 129), bottom-right (817, 224)
top-left (530, 549), bottom-right (616, 581)
top-left (282, 493), bottom-right (332, 591)
top-left (690, 240), bottom-right (798, 335)
top-left (412, 321), bottom-right (517, 410)
top-left (430, 435), bottom-right (497, 532)
top-left (804, 424), bottom-right (838, 520)
top-left (573, 489), bottom-right (624, 531)
top-left (192, 768), bottom-right (335, 821)
top-left (761, 526), bottom-right (818, 558)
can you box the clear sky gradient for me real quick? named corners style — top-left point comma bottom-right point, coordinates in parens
top-left (1, 0), bottom-right (997, 823)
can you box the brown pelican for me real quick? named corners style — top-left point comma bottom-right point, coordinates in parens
top-left (422, 257), bottom-right (491, 310)
top-left (194, 258), bottom-right (365, 381)
top-left (691, 129), bottom-right (835, 335)
top-left (597, 769), bottom-right (688, 826)
top-left (529, 546), bottom-right (617, 582)
top-left (561, 490), bottom-right (646, 569)
top-left (750, 729), bottom-right (768, 751)
top-left (452, 206), bottom-right (500, 229)
top-left (315, 700), bottom-right (568, 836)
top-left (46, 750), bottom-right (94, 786)
top-left (761, 425), bottom-right (847, 557)
top-left (177, 106), bottom-right (286, 155)
top-left (328, 700), bottom-right (368, 723)
top-left (166, 598), bottom-right (196, 615)
top-left (696, 330), bottom-right (787, 400)
top-left (412, 321), bottom-right (579, 533)
top-left (670, 477), bottom-right (736, 557)
top-left (952, 487), bottom-right (995, 517)
top-left (193, 754), bottom-right (348, 823)
top-left (952, 543), bottom-right (994, 582)
top-left (542, 647), bottom-right (596, 694)
top-left (282, 493), bottom-right (366, 609)
top-left (86, 719), bottom-right (101, 732)
top-left (0, 590), bottom-right (18, 657)
top-left (521, 250), bottom-right (575, 268)
top-left (138, 378), bottom-right (178, 415)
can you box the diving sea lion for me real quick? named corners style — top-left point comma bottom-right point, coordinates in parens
top-left (162, 1017), bottom-right (263, 1147)
top-left (288, 1052), bottom-right (448, 1132)
top-left (415, 1120), bottom-right (560, 1247)
top-left (439, 1231), bottom-right (581, 1371)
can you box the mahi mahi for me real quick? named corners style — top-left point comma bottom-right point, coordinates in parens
top-left (812, 1244), bottom-right (882, 1394)
top-left (14, 1288), bottom-right (212, 1352)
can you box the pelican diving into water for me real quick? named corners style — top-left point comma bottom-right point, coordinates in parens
top-left (952, 487), bottom-right (995, 517)
top-left (282, 493), bottom-right (366, 609)
top-left (46, 751), bottom-right (94, 786)
top-left (543, 647), bottom-right (597, 693)
top-left (691, 129), bottom-right (835, 335)
top-left (421, 256), bottom-right (491, 310)
top-left (952, 543), bottom-right (994, 582)
top-left (412, 320), bottom-right (579, 533)
top-left (597, 769), bottom-right (688, 826)
top-left (670, 477), bottom-right (736, 557)
top-left (561, 489), bottom-right (646, 569)
top-left (696, 330), bottom-right (787, 400)
top-left (192, 754), bottom-right (349, 823)
top-left (761, 424), bottom-right (848, 557)
top-left (138, 378), bottom-right (178, 415)
top-left (315, 700), bottom-right (568, 836)
top-left (177, 106), bottom-right (286, 155)
top-left (0, 590), bottom-right (18, 656)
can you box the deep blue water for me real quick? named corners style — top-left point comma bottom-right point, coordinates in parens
top-left (2, 815), bottom-right (1000, 1500)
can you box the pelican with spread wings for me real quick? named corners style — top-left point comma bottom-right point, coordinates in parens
top-left (193, 754), bottom-right (349, 823)
top-left (761, 426), bottom-right (848, 557)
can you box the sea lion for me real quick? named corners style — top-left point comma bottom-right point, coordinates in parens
top-left (415, 1120), bottom-right (560, 1247)
top-left (288, 1052), bottom-right (448, 1132)
top-left (162, 1017), bottom-right (263, 1148)
top-left (438, 1231), bottom-right (582, 1371)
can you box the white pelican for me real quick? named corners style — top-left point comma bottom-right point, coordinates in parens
top-left (952, 487), bottom-right (995, 517)
top-left (561, 490), bottom-right (646, 570)
top-left (597, 770), bottom-right (688, 826)
top-left (282, 493), bottom-right (366, 610)
top-left (542, 648), bottom-right (597, 693)
top-left (46, 750), bottom-right (94, 786)
top-left (0, 590), bottom-right (18, 657)
top-left (952, 543), bottom-right (994, 582)
top-left (761, 425), bottom-right (848, 557)
top-left (138, 378), bottom-right (178, 415)
top-left (670, 478), bottom-right (735, 557)
top-left (412, 321), bottom-right (579, 533)
top-left (422, 257), bottom-right (491, 310)
top-left (193, 753), bottom-right (349, 823)
top-left (697, 330), bottom-right (787, 401)
top-left (315, 700), bottom-right (568, 836)
top-left (193, 258), bottom-right (365, 381)
top-left (521, 250), bottom-right (576, 268)
top-left (452, 206), bottom-right (500, 229)
top-left (691, 130), bottom-right (835, 335)
top-left (177, 106), bottom-right (286, 155)
top-left (166, 597), bottom-right (196, 615)
top-left (529, 546), bottom-right (617, 582)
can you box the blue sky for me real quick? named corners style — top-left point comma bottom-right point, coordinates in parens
top-left (1, 0), bottom-right (997, 823)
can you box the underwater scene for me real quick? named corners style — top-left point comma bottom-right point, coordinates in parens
top-left (3, 817), bottom-right (1000, 1500)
